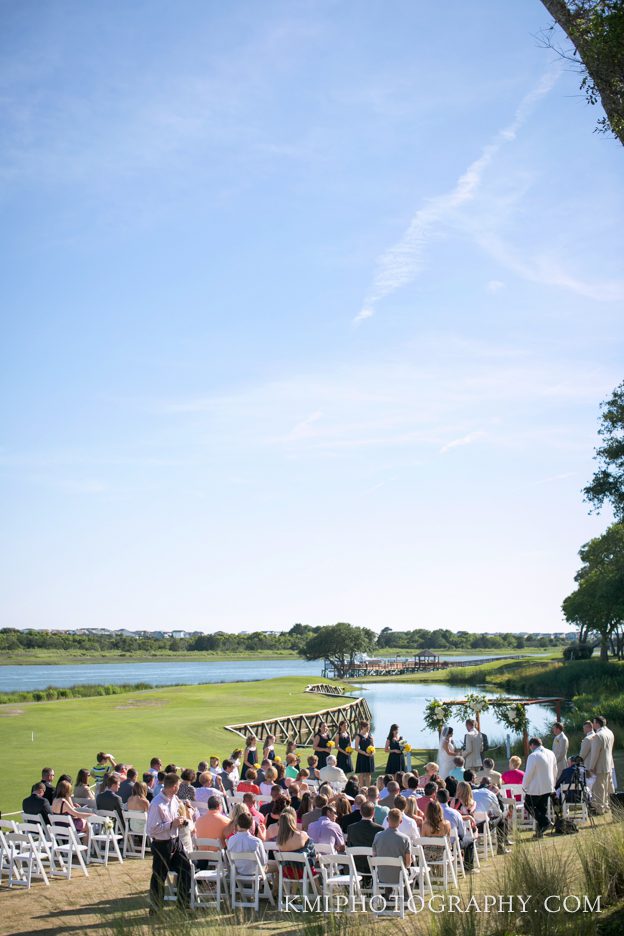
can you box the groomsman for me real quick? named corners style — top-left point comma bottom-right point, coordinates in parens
top-left (552, 723), bottom-right (569, 780)
top-left (579, 721), bottom-right (595, 766)
top-left (587, 716), bottom-right (615, 814)
top-left (462, 719), bottom-right (483, 770)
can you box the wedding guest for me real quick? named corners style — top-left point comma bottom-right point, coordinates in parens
top-left (319, 755), bottom-right (348, 790)
top-left (417, 781), bottom-right (437, 815)
top-left (237, 769), bottom-right (261, 795)
top-left (450, 781), bottom-right (477, 819)
top-left (127, 781), bottom-right (150, 813)
top-left (209, 757), bottom-right (221, 778)
top-left (177, 769), bottom-right (196, 801)
top-left (301, 794), bottom-right (328, 831)
top-left (522, 737), bottom-right (557, 836)
top-left (195, 795), bottom-right (229, 849)
top-left (404, 775), bottom-right (420, 798)
top-left (380, 780), bottom-right (401, 809)
top-left (119, 768), bottom-right (139, 803)
top-left (242, 792), bottom-right (266, 828)
top-left (501, 756), bottom-right (525, 786)
top-left (382, 794), bottom-right (419, 845)
top-left (227, 811), bottom-right (267, 874)
top-left (372, 808), bottom-right (411, 884)
top-left (52, 779), bottom-right (92, 838)
top-left (275, 807), bottom-right (310, 855)
top-left (96, 773), bottom-right (125, 827)
top-left (285, 754), bottom-right (300, 783)
top-left (366, 786), bottom-right (389, 825)
top-left (142, 773), bottom-right (155, 802)
top-left (264, 796), bottom-right (289, 840)
top-left (147, 757), bottom-right (162, 779)
top-left (347, 801), bottom-right (383, 881)
top-left (344, 776), bottom-right (360, 799)
top-left (90, 752), bottom-right (116, 792)
top-left (219, 759), bottom-right (237, 794)
top-left (449, 756), bottom-right (465, 783)
top-left (39, 767), bottom-right (56, 805)
top-left (308, 804), bottom-right (345, 851)
top-left (306, 755), bottom-right (320, 781)
top-left (74, 768), bottom-right (95, 801)
top-left (476, 758), bottom-right (502, 787)
top-left (260, 767), bottom-right (278, 796)
top-left (22, 782), bottom-right (52, 825)
top-left (438, 788), bottom-right (474, 870)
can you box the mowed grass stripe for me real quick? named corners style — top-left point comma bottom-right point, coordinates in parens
top-left (0, 676), bottom-right (332, 815)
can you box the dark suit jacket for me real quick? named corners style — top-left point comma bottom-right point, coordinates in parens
top-left (96, 789), bottom-right (124, 825)
top-left (339, 809), bottom-right (361, 833)
top-left (42, 781), bottom-right (55, 806)
top-left (118, 779), bottom-right (134, 803)
top-left (347, 819), bottom-right (383, 875)
top-left (22, 793), bottom-right (52, 825)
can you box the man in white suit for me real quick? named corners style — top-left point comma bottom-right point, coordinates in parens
top-left (462, 719), bottom-right (483, 770)
top-left (587, 715), bottom-right (615, 813)
top-left (552, 722), bottom-right (569, 781)
top-left (523, 737), bottom-right (557, 836)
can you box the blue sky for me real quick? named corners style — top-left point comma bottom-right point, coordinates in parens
top-left (1, 0), bottom-right (623, 635)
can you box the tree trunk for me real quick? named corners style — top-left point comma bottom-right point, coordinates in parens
top-left (600, 631), bottom-right (609, 661)
top-left (540, 0), bottom-right (624, 146)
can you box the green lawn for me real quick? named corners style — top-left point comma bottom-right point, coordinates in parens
top-left (0, 648), bottom-right (302, 665)
top-left (0, 676), bottom-right (344, 815)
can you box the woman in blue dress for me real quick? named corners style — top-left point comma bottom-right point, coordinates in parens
top-left (334, 719), bottom-right (353, 774)
top-left (313, 721), bottom-right (332, 769)
top-left (385, 723), bottom-right (406, 774)
top-left (241, 734), bottom-right (258, 780)
top-left (354, 720), bottom-right (375, 787)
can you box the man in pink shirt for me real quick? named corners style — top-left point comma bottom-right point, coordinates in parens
top-left (242, 792), bottom-right (266, 827)
top-left (416, 781), bottom-right (437, 815)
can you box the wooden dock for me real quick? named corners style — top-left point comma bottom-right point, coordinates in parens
top-left (224, 696), bottom-right (372, 746)
top-left (321, 654), bottom-right (528, 679)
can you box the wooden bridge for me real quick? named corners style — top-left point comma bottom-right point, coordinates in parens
top-left (321, 653), bottom-right (529, 679)
top-left (224, 696), bottom-right (372, 746)
top-left (304, 683), bottom-right (345, 697)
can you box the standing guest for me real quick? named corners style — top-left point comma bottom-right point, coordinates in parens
top-left (194, 772), bottom-right (224, 804)
top-left (383, 794), bottom-right (419, 845)
top-left (263, 735), bottom-right (277, 762)
top-left (587, 715), bottom-right (616, 814)
top-left (96, 773), bottom-right (125, 827)
top-left (238, 769), bottom-right (261, 795)
top-left (38, 767), bottom-right (56, 805)
top-left (127, 782), bottom-right (150, 813)
top-left (220, 759), bottom-right (237, 795)
top-left (367, 786), bottom-right (389, 825)
top-left (90, 752), bottom-right (116, 793)
top-left (417, 781), bottom-right (438, 816)
top-left (501, 756), bottom-right (525, 786)
top-left (177, 769), bottom-right (197, 801)
top-left (335, 719), bottom-right (354, 775)
top-left (74, 769), bottom-right (95, 801)
top-left (523, 737), bottom-right (558, 836)
top-left (146, 773), bottom-right (191, 914)
top-left (308, 804), bottom-right (345, 851)
top-left (227, 811), bottom-right (267, 874)
top-left (147, 757), bottom-right (162, 779)
top-left (354, 721), bottom-right (375, 788)
top-left (319, 755), bottom-right (348, 790)
top-left (52, 780), bottom-right (92, 838)
top-left (313, 722), bottom-right (332, 770)
top-left (194, 795), bottom-right (229, 848)
top-left (552, 723), bottom-right (569, 780)
top-left (372, 808), bottom-right (412, 885)
top-left (119, 768), bottom-right (138, 804)
top-left (579, 722), bottom-right (596, 770)
top-left (241, 735), bottom-right (258, 781)
top-left (22, 782), bottom-right (52, 825)
top-left (476, 758), bottom-right (502, 787)
top-left (385, 724), bottom-right (406, 774)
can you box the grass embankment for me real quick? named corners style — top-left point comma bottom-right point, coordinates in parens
top-left (0, 676), bottom-right (353, 816)
top-left (354, 650), bottom-right (562, 684)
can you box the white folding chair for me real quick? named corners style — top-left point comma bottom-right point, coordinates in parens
top-left (474, 812), bottom-right (493, 861)
top-left (188, 847), bottom-right (228, 910)
top-left (408, 843), bottom-right (434, 898)
top-left (229, 850), bottom-right (274, 910)
top-left (95, 809), bottom-right (124, 836)
top-left (275, 851), bottom-right (319, 911)
top-left (369, 857), bottom-right (412, 917)
top-left (500, 784), bottom-right (531, 831)
top-left (560, 784), bottom-right (590, 825)
top-left (346, 846), bottom-right (374, 895)
top-left (317, 853), bottom-right (362, 906)
top-left (87, 814), bottom-right (124, 865)
top-left (21, 814), bottom-right (51, 841)
top-left (7, 831), bottom-right (50, 888)
top-left (417, 837), bottom-right (458, 889)
top-left (312, 842), bottom-right (334, 855)
top-left (123, 810), bottom-right (149, 859)
top-left (17, 822), bottom-right (55, 875)
top-left (49, 822), bottom-right (89, 878)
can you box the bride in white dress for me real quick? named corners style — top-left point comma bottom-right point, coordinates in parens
top-left (437, 725), bottom-right (456, 779)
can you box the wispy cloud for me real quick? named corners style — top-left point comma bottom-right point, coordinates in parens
top-left (440, 431), bottom-right (486, 455)
top-left (487, 279), bottom-right (505, 294)
top-left (354, 70), bottom-right (561, 324)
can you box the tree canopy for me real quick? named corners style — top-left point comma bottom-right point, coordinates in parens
top-left (299, 622), bottom-right (377, 677)
top-left (583, 380), bottom-right (624, 519)
top-left (540, 0), bottom-right (624, 145)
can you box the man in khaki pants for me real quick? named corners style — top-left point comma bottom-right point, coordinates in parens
top-left (587, 716), bottom-right (615, 814)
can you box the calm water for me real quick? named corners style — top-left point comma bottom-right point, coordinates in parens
top-left (0, 653), bottom-right (520, 692)
top-left (358, 681), bottom-right (557, 748)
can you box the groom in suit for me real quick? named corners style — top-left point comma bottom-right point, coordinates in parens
top-left (462, 719), bottom-right (483, 770)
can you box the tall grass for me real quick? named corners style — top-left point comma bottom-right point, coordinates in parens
top-left (0, 682), bottom-right (167, 704)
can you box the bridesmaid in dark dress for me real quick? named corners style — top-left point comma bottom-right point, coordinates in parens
top-left (334, 719), bottom-right (353, 774)
top-left (313, 722), bottom-right (332, 770)
top-left (354, 720), bottom-right (375, 787)
top-left (385, 723), bottom-right (406, 775)
top-left (241, 734), bottom-right (258, 780)
top-left (263, 734), bottom-right (276, 762)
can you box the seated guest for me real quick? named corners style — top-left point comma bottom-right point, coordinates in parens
top-left (286, 781), bottom-right (302, 812)
top-left (260, 767), bottom-right (278, 797)
top-left (477, 758), bottom-right (502, 787)
top-left (344, 776), bottom-right (360, 799)
top-left (295, 768), bottom-right (311, 793)
top-left (308, 804), bottom-right (345, 851)
top-left (195, 795), bottom-right (230, 849)
top-left (420, 801), bottom-right (452, 869)
top-left (380, 780), bottom-right (401, 809)
top-left (306, 755), bottom-right (320, 780)
top-left (256, 759), bottom-right (270, 785)
top-left (372, 808), bottom-right (411, 885)
top-left (39, 767), bottom-right (56, 805)
top-left (275, 806), bottom-right (310, 854)
top-left (195, 771), bottom-right (224, 803)
top-left (366, 786), bottom-right (389, 825)
top-left (178, 769), bottom-right (197, 801)
top-left (142, 772), bottom-right (155, 801)
top-left (450, 780), bottom-right (477, 818)
top-left (347, 801), bottom-right (383, 876)
top-left (23, 782), bottom-right (52, 825)
top-left (242, 792), bottom-right (266, 828)
top-left (153, 771), bottom-right (165, 798)
top-left (90, 752), bottom-right (116, 792)
top-left (319, 755), bottom-right (348, 790)
top-left (501, 756), bottom-right (525, 785)
top-left (237, 769), bottom-right (261, 795)
top-left (263, 795), bottom-right (289, 838)
top-left (382, 794), bottom-right (419, 845)
top-left (301, 794), bottom-right (328, 831)
top-left (332, 793), bottom-right (352, 831)
top-left (220, 759), bottom-right (236, 795)
top-left (95, 773), bottom-right (124, 827)
top-left (449, 756), bottom-right (466, 783)
top-left (127, 781), bottom-right (150, 813)
top-left (261, 785), bottom-right (285, 819)
top-left (53, 779), bottom-right (92, 837)
top-left (472, 782), bottom-right (508, 854)
top-left (339, 793), bottom-right (366, 833)
top-left (227, 811), bottom-right (267, 874)
top-left (194, 762), bottom-right (208, 787)
top-left (74, 769), bottom-right (95, 801)
top-left (423, 762), bottom-right (440, 784)
top-left (404, 775), bottom-right (420, 798)
top-left (164, 764), bottom-right (180, 775)
top-left (438, 788), bottom-right (475, 870)
top-left (119, 767), bottom-right (138, 804)
top-left (404, 794), bottom-right (424, 828)
top-left (296, 791), bottom-right (313, 824)
top-left (416, 781), bottom-right (438, 816)
top-left (285, 753), bottom-right (300, 783)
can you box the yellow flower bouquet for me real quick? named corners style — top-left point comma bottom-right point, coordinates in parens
top-left (366, 746), bottom-right (375, 755)
top-left (403, 743), bottom-right (412, 753)
top-left (327, 740), bottom-right (335, 748)
top-left (345, 746), bottom-right (353, 755)
top-left (254, 762), bottom-right (261, 769)
top-left (274, 756), bottom-right (282, 764)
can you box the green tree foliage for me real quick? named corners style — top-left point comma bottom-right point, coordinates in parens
top-left (540, 1), bottom-right (624, 144)
top-left (299, 622), bottom-right (376, 677)
top-left (562, 523), bottom-right (624, 660)
top-left (584, 380), bottom-right (624, 519)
